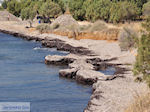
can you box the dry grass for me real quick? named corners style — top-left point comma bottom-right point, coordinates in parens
top-left (125, 92), bottom-right (150, 112)
top-left (117, 22), bottom-right (143, 32)
top-left (36, 24), bottom-right (52, 33)
top-left (75, 28), bottom-right (119, 40)
top-left (79, 24), bottom-right (91, 31)
top-left (88, 20), bottom-right (108, 32)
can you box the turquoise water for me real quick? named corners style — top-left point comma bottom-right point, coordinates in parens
top-left (0, 33), bottom-right (91, 112)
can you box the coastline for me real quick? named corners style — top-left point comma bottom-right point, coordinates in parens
top-left (0, 21), bottom-right (148, 112)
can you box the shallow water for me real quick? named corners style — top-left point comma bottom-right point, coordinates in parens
top-left (99, 67), bottom-right (116, 75)
top-left (0, 33), bottom-right (91, 112)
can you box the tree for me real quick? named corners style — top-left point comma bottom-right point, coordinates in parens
top-left (52, 0), bottom-right (66, 13)
top-left (21, 7), bottom-right (36, 27)
top-left (109, 1), bottom-right (140, 23)
top-left (83, 0), bottom-right (94, 21)
top-left (39, 1), bottom-right (62, 21)
top-left (2, 0), bottom-right (8, 9)
top-left (7, 0), bottom-right (22, 17)
top-left (69, 0), bottom-right (85, 21)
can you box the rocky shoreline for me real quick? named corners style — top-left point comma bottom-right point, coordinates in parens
top-left (0, 28), bottom-right (124, 84)
top-left (45, 54), bottom-right (127, 85)
top-left (0, 27), bottom-right (148, 112)
top-left (0, 29), bottom-right (94, 55)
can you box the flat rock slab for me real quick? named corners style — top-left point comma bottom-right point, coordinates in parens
top-left (45, 54), bottom-right (121, 85)
top-left (45, 55), bottom-right (75, 65)
top-left (76, 70), bottom-right (107, 84)
top-left (59, 68), bottom-right (77, 78)
top-left (69, 59), bottom-right (94, 70)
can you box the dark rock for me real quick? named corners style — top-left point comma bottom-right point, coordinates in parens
top-left (59, 68), bottom-right (77, 78)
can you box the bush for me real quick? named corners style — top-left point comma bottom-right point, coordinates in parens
top-left (118, 27), bottom-right (138, 51)
top-left (88, 20), bottom-right (108, 32)
top-left (79, 24), bottom-right (91, 31)
top-left (36, 24), bottom-right (52, 33)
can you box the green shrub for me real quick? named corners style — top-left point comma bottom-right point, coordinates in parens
top-left (36, 24), bottom-right (52, 33)
top-left (134, 17), bottom-right (150, 86)
top-left (118, 27), bottom-right (138, 51)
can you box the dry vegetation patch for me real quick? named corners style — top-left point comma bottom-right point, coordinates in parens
top-left (125, 92), bottom-right (150, 112)
top-left (36, 16), bottom-right (120, 40)
top-left (87, 20), bottom-right (108, 32)
top-left (118, 27), bottom-right (138, 51)
top-left (36, 24), bottom-right (52, 33)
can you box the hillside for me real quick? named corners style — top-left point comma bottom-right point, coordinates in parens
top-left (0, 10), bottom-right (20, 21)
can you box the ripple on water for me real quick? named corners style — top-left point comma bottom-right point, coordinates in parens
top-left (33, 47), bottom-right (69, 55)
top-left (0, 55), bottom-right (12, 60)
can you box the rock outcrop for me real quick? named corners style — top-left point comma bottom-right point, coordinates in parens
top-left (45, 54), bottom-right (123, 85)
top-left (51, 14), bottom-right (79, 31)
top-left (42, 38), bottom-right (93, 55)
